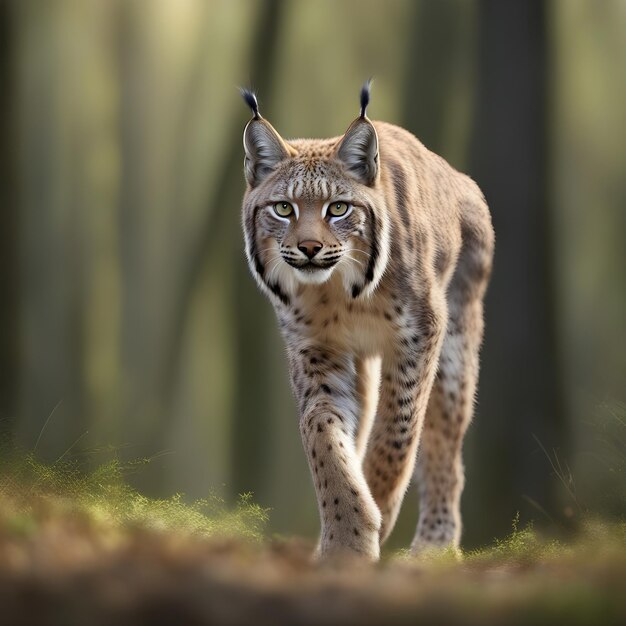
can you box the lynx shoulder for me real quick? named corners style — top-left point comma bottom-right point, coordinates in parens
top-left (240, 83), bottom-right (494, 560)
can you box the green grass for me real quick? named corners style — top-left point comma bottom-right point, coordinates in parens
top-left (0, 451), bottom-right (269, 541)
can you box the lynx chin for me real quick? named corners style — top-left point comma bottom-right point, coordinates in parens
top-left (239, 82), bottom-right (494, 560)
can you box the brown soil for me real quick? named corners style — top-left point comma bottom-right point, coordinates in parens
top-left (1, 516), bottom-right (624, 626)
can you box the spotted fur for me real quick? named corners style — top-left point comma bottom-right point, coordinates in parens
top-left (240, 83), bottom-right (494, 560)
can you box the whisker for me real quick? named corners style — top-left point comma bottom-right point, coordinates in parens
top-left (349, 249), bottom-right (372, 258)
top-left (344, 254), bottom-right (364, 268)
top-left (262, 253), bottom-right (281, 263)
top-left (266, 256), bottom-right (285, 277)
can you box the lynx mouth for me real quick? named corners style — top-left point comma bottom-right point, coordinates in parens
top-left (284, 258), bottom-right (339, 271)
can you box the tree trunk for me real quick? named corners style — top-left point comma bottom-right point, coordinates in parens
top-left (467, 0), bottom-right (565, 544)
top-left (229, 0), bottom-right (289, 499)
top-left (0, 2), bottom-right (18, 447)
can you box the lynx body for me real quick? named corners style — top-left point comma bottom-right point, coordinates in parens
top-left (240, 84), bottom-right (494, 560)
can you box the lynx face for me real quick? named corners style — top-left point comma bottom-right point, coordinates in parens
top-left (241, 94), bottom-right (389, 304)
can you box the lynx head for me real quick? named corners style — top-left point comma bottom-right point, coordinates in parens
top-left (240, 81), bottom-right (390, 305)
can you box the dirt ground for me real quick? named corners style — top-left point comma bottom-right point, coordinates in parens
top-left (1, 515), bottom-right (625, 626)
top-left (1, 455), bottom-right (624, 625)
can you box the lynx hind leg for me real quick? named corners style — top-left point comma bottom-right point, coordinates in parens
top-left (411, 216), bottom-right (493, 554)
top-left (411, 319), bottom-right (480, 553)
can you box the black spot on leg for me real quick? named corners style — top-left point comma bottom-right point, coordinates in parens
top-left (353, 528), bottom-right (360, 536)
top-left (403, 358), bottom-right (417, 371)
top-left (321, 384), bottom-right (332, 394)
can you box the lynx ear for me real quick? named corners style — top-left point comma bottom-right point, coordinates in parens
top-left (336, 119), bottom-right (379, 186)
top-left (241, 90), bottom-right (292, 187)
top-left (243, 119), bottom-right (292, 187)
top-left (335, 81), bottom-right (379, 185)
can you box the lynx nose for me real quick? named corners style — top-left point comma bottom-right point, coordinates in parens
top-left (298, 240), bottom-right (323, 259)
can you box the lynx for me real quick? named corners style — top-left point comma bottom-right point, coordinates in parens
top-left (240, 82), bottom-right (494, 560)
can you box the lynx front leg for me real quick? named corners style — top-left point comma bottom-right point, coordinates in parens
top-left (291, 345), bottom-right (382, 560)
top-left (362, 296), bottom-right (447, 543)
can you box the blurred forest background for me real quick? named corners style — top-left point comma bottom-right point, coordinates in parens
top-left (0, 0), bottom-right (624, 549)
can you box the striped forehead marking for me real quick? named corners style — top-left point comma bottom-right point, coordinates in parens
top-left (283, 169), bottom-right (351, 201)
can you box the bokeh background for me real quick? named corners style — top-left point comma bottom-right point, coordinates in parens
top-left (1, 0), bottom-right (624, 549)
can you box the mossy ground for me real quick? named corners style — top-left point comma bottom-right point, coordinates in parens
top-left (0, 454), bottom-right (625, 626)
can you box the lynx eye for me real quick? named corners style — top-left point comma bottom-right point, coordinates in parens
top-left (273, 202), bottom-right (294, 217)
top-left (328, 202), bottom-right (349, 217)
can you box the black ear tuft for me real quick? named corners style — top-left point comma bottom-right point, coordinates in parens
top-left (240, 87), bottom-right (261, 119)
top-left (360, 78), bottom-right (372, 118)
